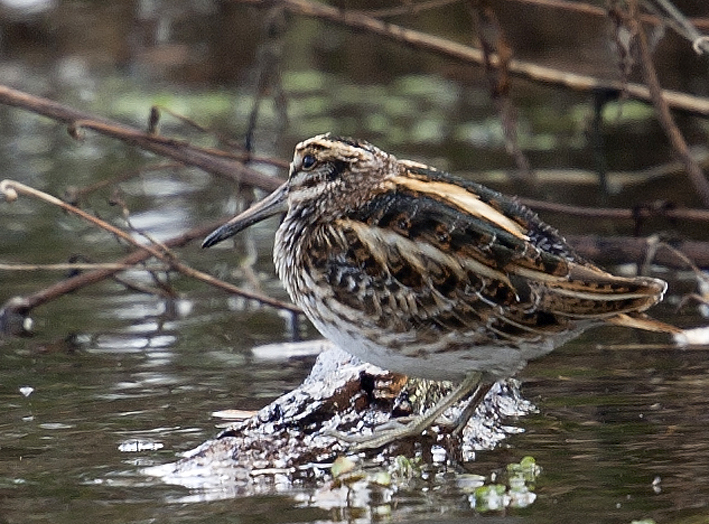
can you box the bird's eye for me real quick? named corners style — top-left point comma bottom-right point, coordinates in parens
top-left (301, 154), bottom-right (317, 170)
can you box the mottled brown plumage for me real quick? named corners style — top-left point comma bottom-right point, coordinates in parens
top-left (204, 133), bottom-right (678, 449)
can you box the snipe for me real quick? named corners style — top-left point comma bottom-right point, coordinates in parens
top-left (203, 133), bottom-right (679, 450)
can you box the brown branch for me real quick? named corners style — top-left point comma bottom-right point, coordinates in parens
top-left (150, 105), bottom-right (248, 150)
top-left (566, 235), bottom-right (709, 268)
top-left (356, 0), bottom-right (462, 18)
top-left (147, 107), bottom-right (290, 169)
top-left (647, 0), bottom-right (709, 55)
top-left (631, 4), bottom-right (709, 206)
top-left (470, 0), bottom-right (533, 181)
top-left (520, 198), bottom-right (709, 222)
top-left (229, 0), bottom-right (709, 116)
top-left (0, 84), bottom-right (283, 193)
top-left (502, 0), bottom-right (709, 30)
top-left (0, 180), bottom-right (301, 322)
top-left (0, 263), bottom-right (169, 271)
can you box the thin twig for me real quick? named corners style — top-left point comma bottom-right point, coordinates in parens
top-left (230, 0), bottom-right (709, 116)
top-left (0, 85), bottom-right (283, 192)
top-left (64, 162), bottom-right (183, 205)
top-left (469, 0), bottom-right (533, 181)
top-left (1, 224), bottom-right (212, 318)
top-left (565, 235), bottom-right (709, 268)
top-left (111, 274), bottom-right (179, 299)
top-left (0, 263), bottom-right (169, 271)
top-left (0, 179), bottom-right (301, 314)
top-left (654, 241), bottom-right (709, 296)
top-left (648, 0), bottom-right (709, 54)
top-left (149, 105), bottom-right (290, 166)
top-left (501, 0), bottom-right (709, 30)
top-left (631, 2), bottom-right (709, 206)
top-left (356, 0), bottom-right (461, 18)
top-left (520, 197), bottom-right (709, 222)
top-left (151, 105), bottom-right (248, 151)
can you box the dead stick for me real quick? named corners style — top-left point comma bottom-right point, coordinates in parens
top-left (237, 0), bottom-right (709, 116)
top-left (0, 263), bottom-right (167, 271)
top-left (0, 85), bottom-right (283, 192)
top-left (0, 180), bottom-right (300, 315)
top-left (632, 4), bottom-right (709, 206)
top-left (66, 162), bottom-right (183, 204)
top-left (360, 0), bottom-right (709, 31)
top-left (565, 235), bottom-right (709, 268)
top-left (356, 0), bottom-right (459, 18)
top-left (502, 0), bottom-right (709, 31)
top-left (520, 198), bottom-right (709, 221)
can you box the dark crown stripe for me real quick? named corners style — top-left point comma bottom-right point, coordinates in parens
top-left (321, 133), bottom-right (378, 152)
top-left (303, 133), bottom-right (378, 155)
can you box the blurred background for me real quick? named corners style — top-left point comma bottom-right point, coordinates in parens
top-left (1, 1), bottom-right (709, 523)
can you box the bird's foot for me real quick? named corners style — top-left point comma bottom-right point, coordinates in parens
top-left (328, 372), bottom-right (488, 451)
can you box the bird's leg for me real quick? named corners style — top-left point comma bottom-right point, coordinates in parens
top-left (451, 381), bottom-right (494, 436)
top-left (332, 371), bottom-right (484, 451)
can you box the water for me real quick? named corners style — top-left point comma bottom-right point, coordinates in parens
top-left (2, 1), bottom-right (709, 523)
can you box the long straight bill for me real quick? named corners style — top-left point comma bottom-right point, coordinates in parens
top-left (202, 182), bottom-right (288, 248)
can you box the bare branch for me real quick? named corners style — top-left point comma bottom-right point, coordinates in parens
top-left (0, 85), bottom-right (283, 192)
top-left (647, 0), bottom-right (709, 54)
top-left (630, 2), bottom-right (709, 206)
top-left (63, 162), bottom-right (183, 205)
top-left (0, 263), bottom-right (169, 271)
top-left (229, 0), bottom-right (709, 116)
top-left (358, 0), bottom-right (461, 18)
top-left (469, 0), bottom-right (533, 181)
top-left (0, 180), bottom-right (301, 316)
top-left (521, 198), bottom-right (709, 222)
top-left (565, 235), bottom-right (709, 268)
top-left (502, 0), bottom-right (709, 31)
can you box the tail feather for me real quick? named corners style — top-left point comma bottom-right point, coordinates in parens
top-left (539, 263), bottom-right (667, 319)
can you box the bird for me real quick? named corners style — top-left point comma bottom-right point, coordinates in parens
top-left (202, 133), bottom-right (681, 450)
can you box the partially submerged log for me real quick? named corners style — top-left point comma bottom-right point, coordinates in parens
top-left (146, 343), bottom-right (536, 491)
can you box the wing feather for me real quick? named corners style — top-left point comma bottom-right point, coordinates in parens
top-left (302, 163), bottom-right (668, 348)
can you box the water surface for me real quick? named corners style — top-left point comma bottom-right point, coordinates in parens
top-left (1, 2), bottom-right (709, 523)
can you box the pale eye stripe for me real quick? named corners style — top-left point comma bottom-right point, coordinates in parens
top-left (387, 176), bottom-right (529, 240)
